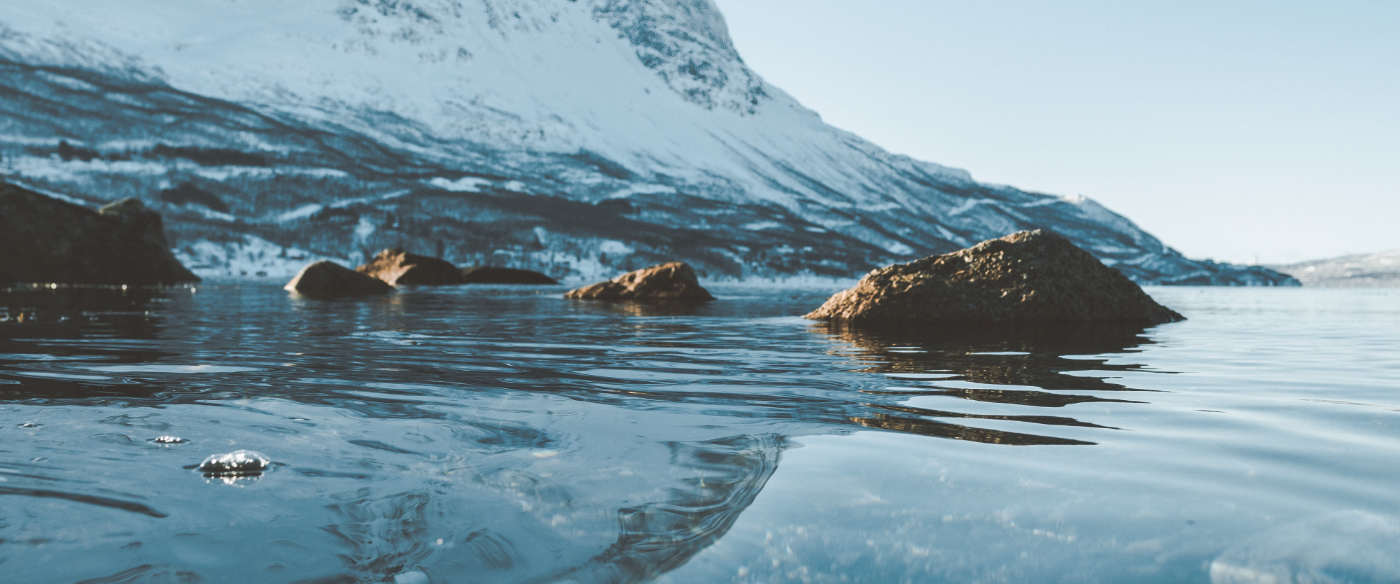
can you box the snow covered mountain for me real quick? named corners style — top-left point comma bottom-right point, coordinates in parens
top-left (1270, 250), bottom-right (1400, 287)
top-left (0, 0), bottom-right (1294, 284)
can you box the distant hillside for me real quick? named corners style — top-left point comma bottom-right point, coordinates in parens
top-left (1270, 250), bottom-right (1400, 287)
top-left (0, 0), bottom-right (1296, 285)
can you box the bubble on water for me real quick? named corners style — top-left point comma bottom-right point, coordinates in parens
top-left (198, 450), bottom-right (271, 477)
top-left (152, 436), bottom-right (187, 444)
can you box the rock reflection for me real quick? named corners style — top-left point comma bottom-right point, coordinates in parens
top-left (0, 285), bottom-right (176, 400)
top-left (818, 321), bottom-right (1161, 445)
top-left (310, 435), bottom-right (782, 584)
top-left (816, 320), bottom-right (1156, 391)
top-left (546, 435), bottom-right (783, 583)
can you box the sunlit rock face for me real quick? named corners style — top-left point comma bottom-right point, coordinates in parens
top-left (566, 261), bottom-right (715, 301)
top-left (807, 230), bottom-right (1185, 325)
top-left (0, 1), bottom-right (1291, 284)
top-left (357, 248), bottom-right (464, 286)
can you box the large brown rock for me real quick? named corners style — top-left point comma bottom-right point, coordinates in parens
top-left (565, 262), bottom-right (714, 301)
top-left (806, 230), bottom-right (1184, 324)
top-left (285, 261), bottom-right (393, 298)
top-left (459, 266), bottom-right (559, 285)
top-left (0, 183), bottom-right (199, 285)
top-left (356, 248), bottom-right (463, 286)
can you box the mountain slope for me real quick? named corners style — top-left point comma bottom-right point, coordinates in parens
top-left (1271, 250), bottom-right (1400, 287)
top-left (0, 0), bottom-right (1295, 284)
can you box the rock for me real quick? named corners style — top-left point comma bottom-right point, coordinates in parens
top-left (198, 449), bottom-right (271, 477)
top-left (564, 262), bottom-right (714, 301)
top-left (356, 248), bottom-right (464, 286)
top-left (285, 261), bottom-right (393, 298)
top-left (0, 183), bottom-right (199, 285)
top-left (459, 266), bottom-right (559, 285)
top-left (806, 230), bottom-right (1184, 324)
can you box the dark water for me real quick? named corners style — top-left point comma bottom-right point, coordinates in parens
top-left (1, 284), bottom-right (1398, 583)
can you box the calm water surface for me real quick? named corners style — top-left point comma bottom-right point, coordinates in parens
top-left (1, 284), bottom-right (1398, 583)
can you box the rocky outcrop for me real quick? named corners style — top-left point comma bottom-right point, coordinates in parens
top-left (285, 261), bottom-right (393, 298)
top-left (460, 266), bottom-right (559, 285)
top-left (356, 248), bottom-right (463, 286)
top-left (807, 230), bottom-right (1184, 325)
top-left (0, 183), bottom-right (199, 285)
top-left (564, 262), bottom-right (714, 301)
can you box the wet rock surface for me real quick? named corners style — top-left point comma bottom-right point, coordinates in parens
top-left (807, 230), bottom-right (1184, 325)
top-left (459, 266), bottom-right (559, 285)
top-left (286, 261), bottom-right (394, 299)
top-left (0, 183), bottom-right (199, 285)
top-left (564, 262), bottom-right (714, 301)
top-left (356, 248), bottom-right (464, 286)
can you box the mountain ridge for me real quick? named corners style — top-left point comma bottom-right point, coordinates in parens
top-left (0, 0), bottom-right (1296, 285)
top-left (1270, 250), bottom-right (1400, 288)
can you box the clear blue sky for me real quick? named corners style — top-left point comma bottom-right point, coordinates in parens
top-left (713, 0), bottom-right (1400, 264)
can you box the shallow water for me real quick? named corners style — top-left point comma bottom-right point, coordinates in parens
top-left (1, 284), bottom-right (1398, 583)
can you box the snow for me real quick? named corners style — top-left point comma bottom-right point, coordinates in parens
top-left (426, 177), bottom-right (492, 192)
top-left (175, 235), bottom-right (340, 279)
top-left (0, 0), bottom-right (976, 223)
top-left (354, 217), bottom-right (376, 241)
top-left (0, 178), bottom-right (96, 206)
top-left (607, 184), bottom-right (677, 199)
top-left (742, 221), bottom-right (783, 231)
top-left (277, 204), bottom-right (324, 223)
top-left (328, 189), bottom-right (411, 209)
top-left (598, 240), bottom-right (634, 255)
top-left (0, 1), bottom-right (1272, 284)
top-left (885, 242), bottom-right (916, 256)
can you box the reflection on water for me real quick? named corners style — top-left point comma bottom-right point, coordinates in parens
top-left (815, 321), bottom-right (1156, 445)
top-left (8, 284), bottom-right (1390, 583)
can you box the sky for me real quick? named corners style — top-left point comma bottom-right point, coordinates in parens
top-left (712, 0), bottom-right (1400, 265)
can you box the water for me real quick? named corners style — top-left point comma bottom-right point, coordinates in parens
top-left (1, 284), bottom-right (1398, 584)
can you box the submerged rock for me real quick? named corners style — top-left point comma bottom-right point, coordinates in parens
top-left (0, 183), bottom-right (199, 285)
top-left (459, 266), bottom-right (559, 285)
top-left (285, 261), bottom-right (393, 298)
top-left (564, 262), bottom-right (714, 301)
top-left (807, 230), bottom-right (1183, 325)
top-left (356, 248), bottom-right (463, 286)
top-left (198, 449), bottom-right (271, 477)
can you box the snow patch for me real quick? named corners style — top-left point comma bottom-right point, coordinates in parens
top-left (354, 217), bottom-right (376, 241)
top-left (175, 235), bottom-right (340, 279)
top-left (427, 176), bottom-right (492, 192)
top-left (885, 242), bottom-right (916, 256)
top-left (329, 189), bottom-right (410, 209)
top-left (598, 240), bottom-right (634, 255)
top-left (277, 204), bottom-right (323, 222)
top-left (607, 183), bottom-right (677, 199)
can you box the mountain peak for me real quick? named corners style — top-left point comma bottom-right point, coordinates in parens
top-left (0, 1), bottom-right (1295, 286)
